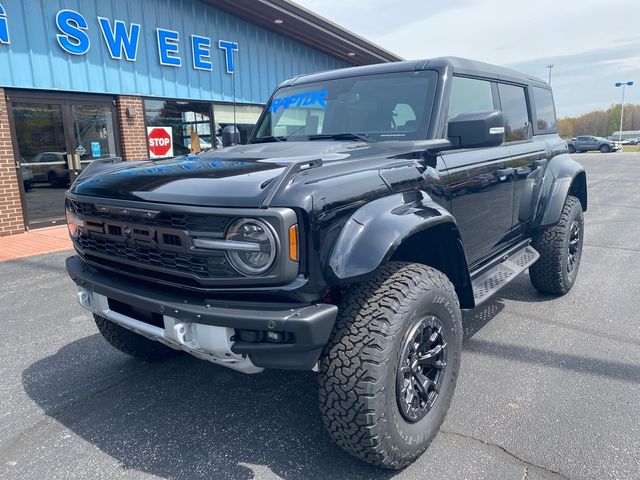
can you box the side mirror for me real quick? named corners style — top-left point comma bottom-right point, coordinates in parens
top-left (221, 125), bottom-right (240, 147)
top-left (448, 110), bottom-right (504, 149)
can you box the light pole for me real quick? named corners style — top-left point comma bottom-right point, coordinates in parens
top-left (615, 81), bottom-right (634, 142)
top-left (546, 64), bottom-right (554, 85)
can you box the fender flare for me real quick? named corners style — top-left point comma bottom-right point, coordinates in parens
top-left (534, 154), bottom-right (587, 227)
top-left (327, 190), bottom-right (470, 290)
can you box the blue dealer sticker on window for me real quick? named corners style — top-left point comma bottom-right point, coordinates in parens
top-left (269, 89), bottom-right (328, 112)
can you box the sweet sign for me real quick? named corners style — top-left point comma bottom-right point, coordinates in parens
top-left (0, 4), bottom-right (238, 73)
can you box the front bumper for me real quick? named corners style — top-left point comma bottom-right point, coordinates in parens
top-left (66, 256), bottom-right (338, 372)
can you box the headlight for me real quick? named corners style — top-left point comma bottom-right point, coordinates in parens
top-left (225, 218), bottom-right (277, 275)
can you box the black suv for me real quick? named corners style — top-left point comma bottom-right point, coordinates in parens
top-left (65, 57), bottom-right (586, 469)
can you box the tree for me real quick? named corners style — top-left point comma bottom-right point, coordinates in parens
top-left (558, 104), bottom-right (640, 138)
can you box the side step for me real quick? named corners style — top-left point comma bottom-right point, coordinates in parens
top-left (471, 245), bottom-right (540, 306)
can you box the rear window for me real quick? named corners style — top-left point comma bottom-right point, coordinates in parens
top-left (532, 87), bottom-right (557, 132)
top-left (498, 83), bottom-right (530, 142)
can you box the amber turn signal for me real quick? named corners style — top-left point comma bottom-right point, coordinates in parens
top-left (288, 224), bottom-right (299, 262)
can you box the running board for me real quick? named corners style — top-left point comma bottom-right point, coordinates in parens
top-left (471, 245), bottom-right (540, 306)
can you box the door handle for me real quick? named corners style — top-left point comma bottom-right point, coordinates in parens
top-left (496, 168), bottom-right (514, 177)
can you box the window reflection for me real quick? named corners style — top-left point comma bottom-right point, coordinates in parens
top-left (213, 104), bottom-right (263, 145)
top-left (144, 100), bottom-right (213, 156)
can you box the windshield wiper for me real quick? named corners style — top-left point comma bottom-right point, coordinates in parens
top-left (308, 133), bottom-right (374, 143)
top-left (250, 136), bottom-right (286, 144)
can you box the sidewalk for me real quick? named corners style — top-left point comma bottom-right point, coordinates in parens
top-left (0, 226), bottom-right (72, 262)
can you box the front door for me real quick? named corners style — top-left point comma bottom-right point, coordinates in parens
top-left (442, 147), bottom-right (514, 265)
top-left (441, 75), bottom-right (514, 266)
top-left (9, 92), bottom-right (120, 229)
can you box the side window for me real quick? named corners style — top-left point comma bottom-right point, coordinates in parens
top-left (498, 83), bottom-right (530, 142)
top-left (448, 76), bottom-right (494, 120)
top-left (532, 86), bottom-right (556, 132)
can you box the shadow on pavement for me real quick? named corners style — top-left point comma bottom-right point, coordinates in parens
top-left (462, 274), bottom-right (556, 341)
top-left (21, 335), bottom-right (395, 480)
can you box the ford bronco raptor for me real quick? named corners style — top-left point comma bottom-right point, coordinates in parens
top-left (65, 57), bottom-right (586, 469)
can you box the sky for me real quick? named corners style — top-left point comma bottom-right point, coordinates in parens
top-left (295, 0), bottom-right (640, 118)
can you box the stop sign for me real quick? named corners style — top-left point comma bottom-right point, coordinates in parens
top-left (147, 127), bottom-right (173, 158)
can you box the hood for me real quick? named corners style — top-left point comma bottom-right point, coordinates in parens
top-left (69, 140), bottom-right (433, 207)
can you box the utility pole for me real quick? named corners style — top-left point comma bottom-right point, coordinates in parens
top-left (546, 64), bottom-right (554, 85)
top-left (615, 81), bottom-right (634, 142)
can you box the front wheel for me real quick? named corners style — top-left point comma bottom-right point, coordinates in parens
top-left (568, 144), bottom-right (576, 153)
top-left (600, 144), bottom-right (611, 153)
top-left (318, 262), bottom-right (462, 469)
top-left (530, 195), bottom-right (584, 294)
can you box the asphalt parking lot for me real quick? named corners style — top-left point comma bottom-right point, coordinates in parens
top-left (1, 153), bottom-right (639, 480)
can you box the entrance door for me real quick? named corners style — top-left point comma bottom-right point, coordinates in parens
top-left (9, 93), bottom-right (120, 229)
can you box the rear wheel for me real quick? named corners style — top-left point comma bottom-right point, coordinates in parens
top-left (318, 262), bottom-right (462, 469)
top-left (530, 195), bottom-right (584, 295)
top-left (600, 144), bottom-right (611, 153)
top-left (94, 314), bottom-right (180, 361)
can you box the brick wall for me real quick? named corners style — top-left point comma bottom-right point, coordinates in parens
top-left (0, 88), bottom-right (26, 236)
top-left (117, 96), bottom-right (149, 161)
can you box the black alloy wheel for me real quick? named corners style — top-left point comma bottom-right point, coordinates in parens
top-left (397, 316), bottom-right (447, 423)
top-left (567, 220), bottom-right (580, 274)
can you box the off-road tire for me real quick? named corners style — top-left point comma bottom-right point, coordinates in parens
top-left (94, 314), bottom-right (180, 361)
top-left (530, 195), bottom-right (584, 295)
top-left (318, 262), bottom-right (463, 469)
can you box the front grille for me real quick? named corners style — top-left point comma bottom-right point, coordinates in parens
top-left (69, 199), bottom-right (241, 285)
top-left (73, 201), bottom-right (229, 232)
top-left (76, 234), bottom-right (236, 279)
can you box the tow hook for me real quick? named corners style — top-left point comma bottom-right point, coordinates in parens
top-left (174, 322), bottom-right (198, 349)
top-left (77, 289), bottom-right (93, 309)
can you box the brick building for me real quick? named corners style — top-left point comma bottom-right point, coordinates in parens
top-left (0, 0), bottom-right (399, 235)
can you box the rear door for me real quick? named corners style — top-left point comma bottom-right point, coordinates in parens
top-left (497, 82), bottom-right (548, 236)
top-left (440, 76), bottom-right (514, 266)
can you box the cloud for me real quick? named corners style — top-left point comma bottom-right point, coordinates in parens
top-left (295, 0), bottom-right (640, 116)
top-left (507, 39), bottom-right (640, 116)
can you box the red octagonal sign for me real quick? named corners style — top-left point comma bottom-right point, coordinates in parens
top-left (147, 127), bottom-right (173, 158)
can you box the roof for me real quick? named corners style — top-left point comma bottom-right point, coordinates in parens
top-left (202, 0), bottom-right (403, 65)
top-left (285, 56), bottom-right (549, 87)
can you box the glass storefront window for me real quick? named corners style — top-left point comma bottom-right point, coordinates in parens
top-left (213, 104), bottom-right (263, 145)
top-left (144, 100), bottom-right (213, 156)
top-left (12, 98), bottom-right (119, 228)
top-left (71, 105), bottom-right (118, 163)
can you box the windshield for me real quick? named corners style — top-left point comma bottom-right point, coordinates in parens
top-left (251, 70), bottom-right (438, 143)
